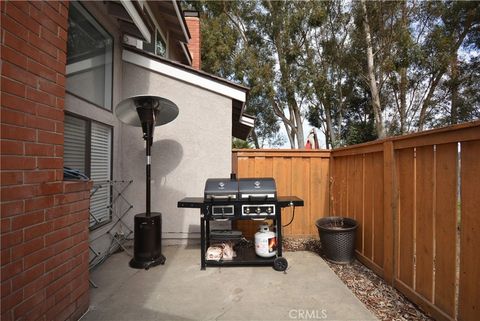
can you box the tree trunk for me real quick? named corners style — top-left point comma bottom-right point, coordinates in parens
top-left (450, 54), bottom-right (459, 125)
top-left (361, 0), bottom-right (385, 139)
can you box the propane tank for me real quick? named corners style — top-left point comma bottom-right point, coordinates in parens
top-left (255, 224), bottom-right (277, 258)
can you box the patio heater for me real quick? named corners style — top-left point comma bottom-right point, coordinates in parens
top-left (116, 95), bottom-right (179, 269)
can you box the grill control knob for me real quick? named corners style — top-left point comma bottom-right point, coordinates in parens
top-left (245, 207), bottom-right (250, 214)
top-left (266, 207), bottom-right (272, 214)
top-left (256, 207), bottom-right (261, 214)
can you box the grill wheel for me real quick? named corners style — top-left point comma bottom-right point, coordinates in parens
top-left (273, 257), bottom-right (288, 271)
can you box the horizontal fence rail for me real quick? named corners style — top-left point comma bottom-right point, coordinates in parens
top-left (233, 120), bottom-right (479, 321)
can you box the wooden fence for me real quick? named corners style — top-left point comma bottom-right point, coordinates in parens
top-left (232, 149), bottom-right (330, 238)
top-left (232, 120), bottom-right (480, 321)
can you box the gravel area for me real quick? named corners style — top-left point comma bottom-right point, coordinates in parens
top-left (283, 238), bottom-right (434, 321)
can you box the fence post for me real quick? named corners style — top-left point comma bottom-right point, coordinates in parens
top-left (383, 141), bottom-right (395, 284)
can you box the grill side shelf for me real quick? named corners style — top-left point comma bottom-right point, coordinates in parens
top-left (177, 197), bottom-right (204, 208)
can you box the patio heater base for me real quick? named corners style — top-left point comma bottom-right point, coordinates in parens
top-left (129, 212), bottom-right (166, 270)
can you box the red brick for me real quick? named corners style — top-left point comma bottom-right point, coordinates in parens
top-left (55, 192), bottom-right (84, 205)
top-left (1, 14), bottom-right (28, 41)
top-left (0, 108), bottom-right (26, 126)
top-left (23, 274), bottom-right (48, 301)
top-left (1, 93), bottom-right (36, 115)
top-left (36, 104), bottom-right (63, 121)
top-left (27, 60), bottom-right (56, 82)
top-left (0, 171), bottom-right (23, 185)
top-left (0, 312), bottom-right (12, 321)
top-left (45, 228), bottom-right (69, 246)
top-left (3, 31), bottom-right (37, 60)
top-left (71, 241), bottom-right (88, 257)
top-left (1, 249), bottom-right (11, 265)
top-left (27, 47), bottom-right (65, 74)
top-left (37, 157), bottom-right (63, 169)
top-left (41, 2), bottom-right (68, 33)
top-left (1, 156), bottom-right (36, 170)
top-left (40, 25), bottom-right (67, 53)
top-left (1, 77), bottom-right (26, 99)
top-left (11, 262), bottom-right (44, 290)
top-left (26, 86), bottom-right (56, 107)
top-left (37, 130), bottom-right (63, 145)
top-left (13, 288), bottom-right (45, 320)
top-left (25, 196), bottom-right (55, 212)
top-left (1, 185), bottom-right (37, 202)
top-left (58, 27), bottom-right (67, 42)
top-left (27, 29), bottom-right (58, 58)
top-left (71, 230), bottom-right (87, 246)
top-left (11, 237), bottom-right (44, 261)
top-left (48, 260), bottom-right (70, 282)
top-left (69, 221), bottom-right (86, 236)
top-left (1, 280), bottom-right (12, 298)
top-left (1, 124), bottom-right (36, 142)
top-left (1, 45), bottom-right (28, 69)
top-left (56, 73), bottom-right (66, 87)
top-left (1, 219), bottom-right (11, 233)
top-left (63, 181), bottom-right (91, 193)
top-left (29, 3), bottom-right (58, 35)
top-left (56, 97), bottom-right (65, 109)
top-left (53, 281), bottom-right (71, 304)
top-left (0, 230), bottom-right (23, 249)
top-left (23, 170), bottom-right (56, 184)
top-left (1, 289), bottom-right (23, 314)
top-left (38, 79), bottom-right (65, 98)
top-left (46, 294), bottom-right (70, 321)
top-left (10, 0), bottom-right (29, 13)
top-left (38, 181), bottom-right (63, 195)
top-left (45, 269), bottom-right (70, 297)
top-left (11, 211), bottom-right (44, 230)
top-left (24, 246), bottom-right (54, 269)
top-left (5, 1), bottom-right (40, 35)
top-left (0, 201), bottom-right (24, 217)
top-left (69, 200), bottom-right (90, 213)
top-left (52, 215), bottom-right (70, 230)
top-left (55, 121), bottom-right (64, 133)
top-left (0, 261), bottom-right (23, 282)
top-left (0, 141), bottom-right (24, 155)
top-left (59, 2), bottom-right (68, 18)
top-left (25, 142), bottom-right (55, 156)
top-left (45, 204), bottom-right (69, 220)
top-left (1, 62), bottom-right (38, 88)
top-left (24, 300), bottom-right (48, 321)
top-left (24, 222), bottom-right (54, 241)
top-left (50, 237), bottom-right (73, 255)
top-left (54, 144), bottom-right (63, 157)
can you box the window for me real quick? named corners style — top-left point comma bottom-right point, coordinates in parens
top-left (64, 115), bottom-right (113, 229)
top-left (143, 29), bottom-right (167, 57)
top-left (66, 1), bottom-right (113, 110)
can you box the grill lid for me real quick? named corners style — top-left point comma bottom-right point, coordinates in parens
top-left (238, 178), bottom-right (277, 200)
top-left (204, 178), bottom-right (238, 200)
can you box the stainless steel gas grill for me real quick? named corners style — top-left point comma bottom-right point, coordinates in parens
top-left (178, 176), bottom-right (304, 271)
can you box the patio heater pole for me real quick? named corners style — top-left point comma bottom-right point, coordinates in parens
top-left (115, 95), bottom-right (179, 270)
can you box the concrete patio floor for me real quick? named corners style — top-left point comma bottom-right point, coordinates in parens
top-left (81, 245), bottom-right (377, 321)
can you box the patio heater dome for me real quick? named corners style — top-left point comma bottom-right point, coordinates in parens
top-left (115, 95), bottom-right (179, 270)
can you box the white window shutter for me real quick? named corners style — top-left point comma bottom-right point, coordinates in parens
top-left (64, 115), bottom-right (87, 174)
top-left (89, 122), bottom-right (112, 227)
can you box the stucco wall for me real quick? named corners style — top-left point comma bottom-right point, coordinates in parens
top-left (122, 62), bottom-right (232, 241)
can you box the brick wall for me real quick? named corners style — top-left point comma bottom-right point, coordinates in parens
top-left (185, 14), bottom-right (201, 70)
top-left (1, 1), bottom-right (92, 320)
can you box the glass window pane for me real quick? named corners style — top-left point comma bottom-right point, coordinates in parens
top-left (66, 1), bottom-right (113, 110)
top-left (156, 30), bottom-right (166, 57)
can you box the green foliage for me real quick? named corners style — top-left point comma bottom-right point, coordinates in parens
top-left (185, 0), bottom-right (480, 148)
